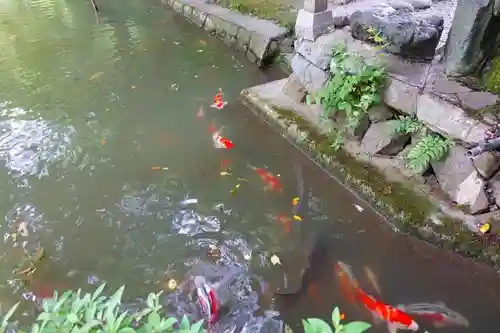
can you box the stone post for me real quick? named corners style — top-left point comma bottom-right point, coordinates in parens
top-left (295, 0), bottom-right (334, 41)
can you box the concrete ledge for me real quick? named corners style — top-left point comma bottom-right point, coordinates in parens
top-left (161, 0), bottom-right (289, 67)
top-left (241, 79), bottom-right (500, 270)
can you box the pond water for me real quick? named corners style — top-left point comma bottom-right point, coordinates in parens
top-left (0, 0), bottom-right (500, 332)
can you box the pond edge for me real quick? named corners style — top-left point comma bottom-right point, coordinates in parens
top-left (240, 80), bottom-right (500, 271)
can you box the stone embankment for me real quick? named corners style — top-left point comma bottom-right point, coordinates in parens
top-left (243, 29), bottom-right (500, 268)
top-left (160, 0), bottom-right (292, 67)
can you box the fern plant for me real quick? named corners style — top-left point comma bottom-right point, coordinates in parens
top-left (393, 116), bottom-right (423, 134)
top-left (406, 134), bottom-right (454, 173)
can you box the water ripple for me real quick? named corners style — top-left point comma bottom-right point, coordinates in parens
top-left (0, 118), bottom-right (75, 178)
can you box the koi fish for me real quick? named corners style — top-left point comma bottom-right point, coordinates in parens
top-left (211, 90), bottom-right (227, 110)
top-left (249, 165), bottom-right (282, 192)
top-left (193, 276), bottom-right (220, 324)
top-left (335, 261), bottom-right (419, 333)
top-left (398, 302), bottom-right (469, 328)
top-left (212, 129), bottom-right (234, 149)
top-left (277, 214), bottom-right (292, 233)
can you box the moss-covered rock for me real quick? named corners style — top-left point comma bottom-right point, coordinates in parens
top-left (485, 56), bottom-right (500, 94)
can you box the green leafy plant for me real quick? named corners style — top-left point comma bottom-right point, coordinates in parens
top-left (366, 28), bottom-right (390, 50)
top-left (392, 116), bottom-right (423, 135)
top-left (406, 134), bottom-right (454, 173)
top-left (0, 286), bottom-right (372, 333)
top-left (0, 284), bottom-right (204, 333)
top-left (307, 43), bottom-right (385, 151)
top-left (302, 307), bottom-right (371, 333)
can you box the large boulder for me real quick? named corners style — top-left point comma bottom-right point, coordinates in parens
top-left (349, 8), bottom-right (444, 60)
top-left (431, 145), bottom-right (490, 214)
top-left (444, 0), bottom-right (499, 76)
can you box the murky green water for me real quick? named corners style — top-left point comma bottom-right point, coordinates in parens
top-left (1, 0), bottom-right (500, 332)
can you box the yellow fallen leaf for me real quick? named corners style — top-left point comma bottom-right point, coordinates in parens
top-left (100, 139), bottom-right (106, 146)
top-left (167, 279), bottom-right (177, 290)
top-left (270, 254), bottom-right (281, 266)
top-left (197, 49), bottom-right (203, 53)
top-left (131, 85), bottom-right (136, 89)
top-left (220, 171), bottom-right (231, 176)
top-left (292, 197), bottom-right (300, 206)
top-left (293, 215), bottom-right (302, 221)
top-left (235, 184), bottom-right (241, 188)
top-left (151, 166), bottom-right (162, 170)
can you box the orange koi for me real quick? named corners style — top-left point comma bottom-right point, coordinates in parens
top-left (335, 261), bottom-right (419, 333)
top-left (307, 282), bottom-right (322, 306)
top-left (277, 214), bottom-right (292, 233)
top-left (249, 166), bottom-right (282, 192)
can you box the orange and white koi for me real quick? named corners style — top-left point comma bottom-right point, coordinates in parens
top-left (212, 128), bottom-right (234, 149)
top-left (249, 165), bottom-right (282, 192)
top-left (398, 302), bottom-right (469, 329)
top-left (335, 261), bottom-right (419, 333)
top-left (211, 90), bottom-right (228, 110)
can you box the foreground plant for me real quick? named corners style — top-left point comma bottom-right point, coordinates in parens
top-left (302, 307), bottom-right (371, 333)
top-left (0, 285), bottom-right (372, 333)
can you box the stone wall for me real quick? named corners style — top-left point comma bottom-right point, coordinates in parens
top-left (286, 27), bottom-right (500, 236)
top-left (160, 0), bottom-right (290, 67)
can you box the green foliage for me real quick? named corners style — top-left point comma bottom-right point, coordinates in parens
top-left (365, 28), bottom-right (390, 50)
top-left (0, 284), bottom-right (204, 333)
top-left (392, 116), bottom-right (453, 173)
top-left (301, 307), bottom-right (371, 333)
top-left (307, 43), bottom-right (385, 151)
top-left (406, 134), bottom-right (454, 173)
top-left (392, 116), bottom-right (423, 134)
top-left (0, 286), bottom-right (371, 333)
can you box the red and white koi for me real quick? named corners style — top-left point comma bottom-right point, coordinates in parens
top-left (212, 127), bottom-right (234, 149)
top-left (335, 261), bottom-right (419, 333)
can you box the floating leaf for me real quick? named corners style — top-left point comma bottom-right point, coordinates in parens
top-left (293, 215), bottom-right (302, 221)
top-left (220, 172), bottom-right (231, 176)
top-left (167, 279), bottom-right (177, 290)
top-left (292, 197), bottom-right (300, 206)
top-left (270, 254), bottom-right (281, 266)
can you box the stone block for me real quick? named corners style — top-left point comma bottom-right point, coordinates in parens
top-left (248, 33), bottom-right (272, 66)
top-left (368, 104), bottom-right (394, 123)
top-left (282, 74), bottom-right (307, 103)
top-left (444, 0), bottom-right (493, 76)
top-left (295, 9), bottom-right (335, 41)
top-left (416, 93), bottom-right (489, 145)
top-left (236, 29), bottom-right (252, 53)
top-left (383, 77), bottom-right (419, 116)
top-left (361, 120), bottom-right (410, 155)
top-left (171, 0), bottom-right (184, 13)
top-left (185, 6), bottom-right (208, 27)
top-left (431, 145), bottom-right (490, 214)
top-left (473, 152), bottom-right (500, 179)
top-left (350, 8), bottom-right (443, 60)
top-left (291, 54), bottom-right (328, 94)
